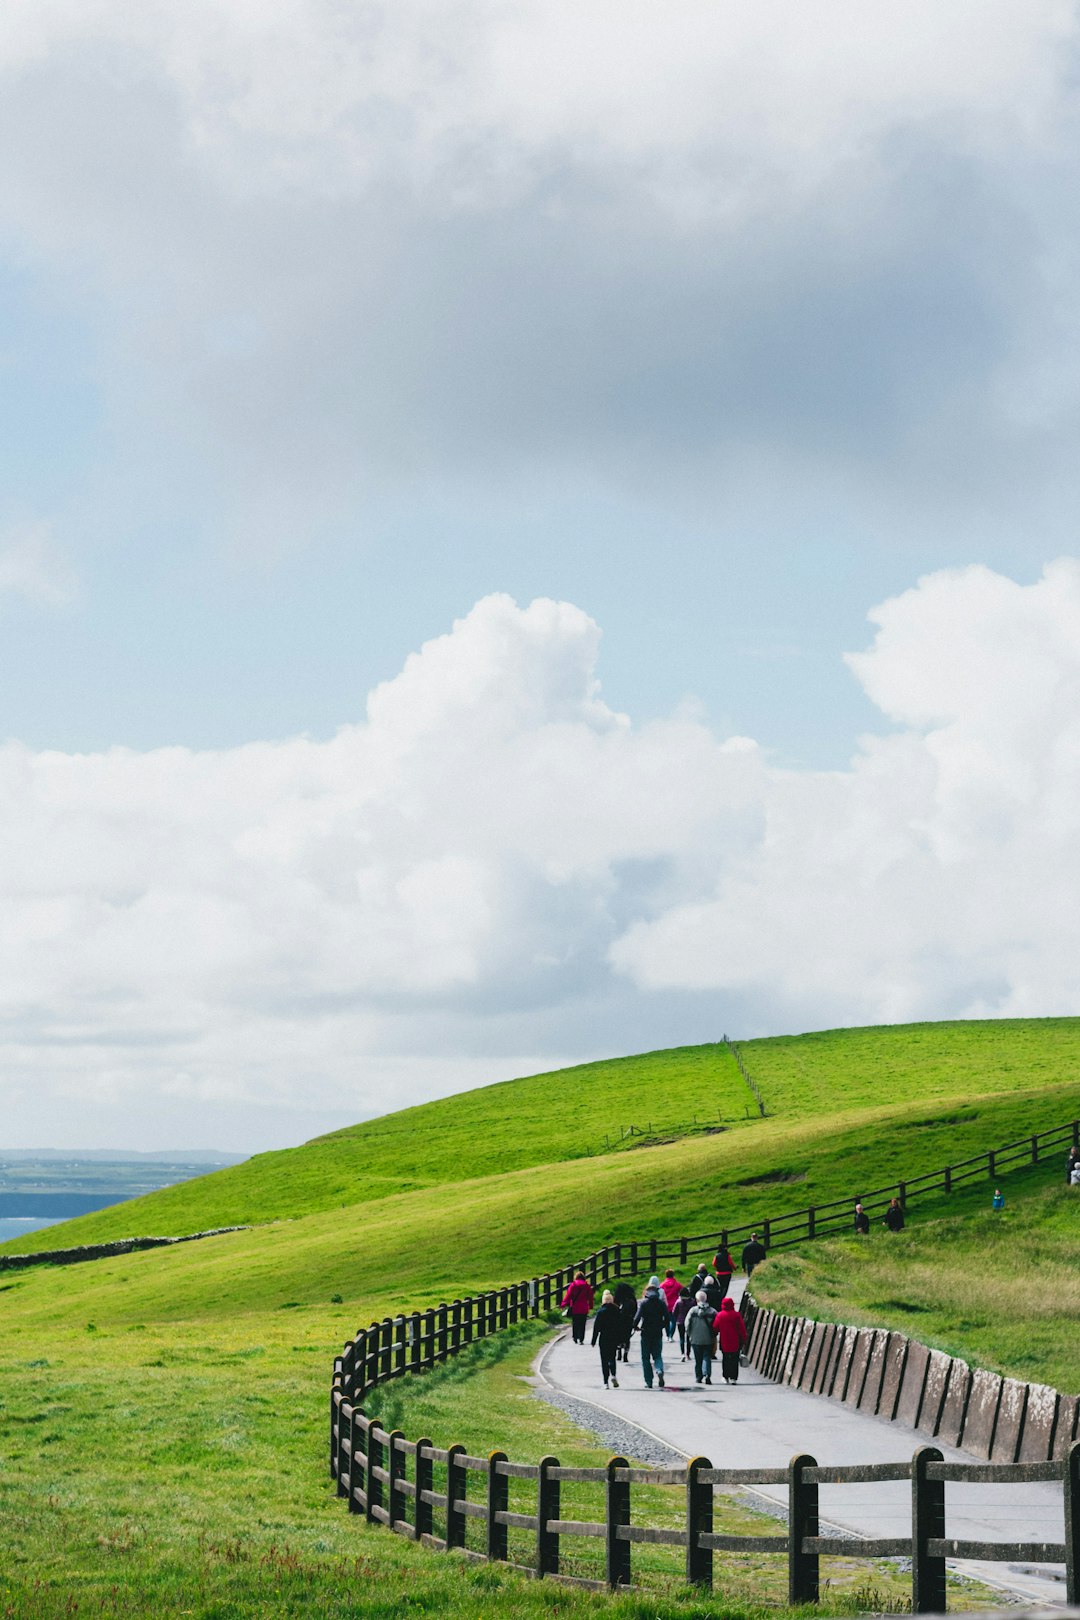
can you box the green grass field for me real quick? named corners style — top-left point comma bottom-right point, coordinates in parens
top-left (2, 1016), bottom-right (1080, 1616)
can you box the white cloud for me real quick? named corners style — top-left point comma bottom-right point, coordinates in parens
top-left (5, 567), bottom-right (1080, 1149)
top-left (0, 522), bottom-right (77, 608)
top-left (1, 3), bottom-right (1079, 542)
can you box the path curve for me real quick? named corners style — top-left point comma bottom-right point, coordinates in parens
top-left (536, 1283), bottom-right (1068, 1609)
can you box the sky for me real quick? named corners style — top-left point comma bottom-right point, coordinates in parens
top-left (3, 2), bottom-right (1080, 1151)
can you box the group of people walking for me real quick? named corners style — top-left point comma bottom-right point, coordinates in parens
top-left (561, 1243), bottom-right (754, 1390)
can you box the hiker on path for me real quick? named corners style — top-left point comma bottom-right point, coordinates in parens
top-left (672, 1286), bottom-right (694, 1359)
top-left (561, 1273), bottom-right (594, 1345)
top-left (633, 1276), bottom-right (671, 1389)
top-left (853, 1202), bottom-right (870, 1235)
top-left (716, 1297), bottom-right (748, 1383)
top-left (712, 1245), bottom-right (735, 1300)
top-left (741, 1233), bottom-right (767, 1277)
top-left (883, 1198), bottom-right (905, 1233)
top-left (660, 1270), bottom-right (682, 1334)
top-left (685, 1291), bottom-right (717, 1385)
top-left (689, 1262), bottom-right (710, 1299)
top-left (702, 1272), bottom-right (724, 1310)
top-left (613, 1280), bottom-right (637, 1362)
top-left (591, 1290), bottom-right (623, 1388)
top-left (1067, 1145), bottom-right (1080, 1185)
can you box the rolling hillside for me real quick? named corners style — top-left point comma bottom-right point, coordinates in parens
top-left (6, 1016), bottom-right (1080, 1251)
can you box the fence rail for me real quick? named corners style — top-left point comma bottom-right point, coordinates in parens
top-left (331, 1399), bottom-right (1080, 1608)
top-left (330, 1113), bottom-right (1080, 1608)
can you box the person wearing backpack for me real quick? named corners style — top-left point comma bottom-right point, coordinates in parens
top-left (632, 1277), bottom-right (671, 1389)
top-left (685, 1291), bottom-right (717, 1385)
top-left (715, 1297), bottom-right (748, 1383)
top-left (671, 1286), bottom-right (694, 1359)
top-left (712, 1245), bottom-right (735, 1300)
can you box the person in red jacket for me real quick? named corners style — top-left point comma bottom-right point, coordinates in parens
top-left (712, 1246), bottom-right (735, 1301)
top-left (561, 1273), bottom-right (595, 1345)
top-left (715, 1296), bottom-right (747, 1383)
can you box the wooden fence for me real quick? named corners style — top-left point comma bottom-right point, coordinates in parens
top-left (330, 1113), bottom-right (1080, 1606)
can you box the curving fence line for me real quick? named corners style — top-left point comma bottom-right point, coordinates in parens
top-left (329, 1116), bottom-right (1080, 1607)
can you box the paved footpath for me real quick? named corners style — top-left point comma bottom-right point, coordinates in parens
top-left (538, 1285), bottom-right (1069, 1608)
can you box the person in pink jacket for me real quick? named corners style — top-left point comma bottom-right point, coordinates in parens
top-left (659, 1270), bottom-right (682, 1339)
top-left (561, 1273), bottom-right (595, 1345)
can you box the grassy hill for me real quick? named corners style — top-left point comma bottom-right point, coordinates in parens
top-left (3, 1017), bottom-right (1080, 1617)
top-left (7, 1016), bottom-right (1080, 1251)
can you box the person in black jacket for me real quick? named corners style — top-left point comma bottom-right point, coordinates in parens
top-left (883, 1198), bottom-right (904, 1232)
top-left (689, 1264), bottom-right (709, 1301)
top-left (613, 1281), bottom-right (637, 1363)
top-left (633, 1278), bottom-right (671, 1388)
top-left (741, 1233), bottom-right (767, 1276)
top-left (591, 1290), bottom-right (624, 1388)
top-left (702, 1272), bottom-right (723, 1310)
top-left (853, 1202), bottom-right (870, 1235)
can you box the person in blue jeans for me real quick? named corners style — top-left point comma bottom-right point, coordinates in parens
top-left (632, 1276), bottom-right (671, 1388)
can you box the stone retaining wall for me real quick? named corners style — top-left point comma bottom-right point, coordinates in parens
top-left (0, 1226), bottom-right (248, 1271)
top-left (743, 1300), bottom-right (1080, 1463)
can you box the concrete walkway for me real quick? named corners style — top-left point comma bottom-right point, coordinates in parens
top-left (538, 1288), bottom-right (1069, 1608)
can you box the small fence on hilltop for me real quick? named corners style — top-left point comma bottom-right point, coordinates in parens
top-left (330, 1115), bottom-right (1080, 1607)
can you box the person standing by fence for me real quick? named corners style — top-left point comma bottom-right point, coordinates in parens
top-left (633, 1277), bottom-right (670, 1389)
top-left (854, 1202), bottom-right (870, 1235)
top-left (1067, 1144), bottom-right (1080, 1184)
top-left (561, 1272), bottom-right (594, 1344)
top-left (591, 1290), bottom-right (623, 1388)
top-left (741, 1232), bottom-right (767, 1276)
top-left (685, 1291), bottom-right (716, 1385)
top-left (883, 1197), bottom-right (905, 1232)
top-left (715, 1296), bottom-right (747, 1383)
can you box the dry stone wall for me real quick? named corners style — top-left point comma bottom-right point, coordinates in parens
top-left (743, 1300), bottom-right (1080, 1463)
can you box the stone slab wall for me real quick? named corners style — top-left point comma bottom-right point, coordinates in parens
top-left (0, 1226), bottom-right (248, 1271)
top-left (744, 1298), bottom-right (1079, 1462)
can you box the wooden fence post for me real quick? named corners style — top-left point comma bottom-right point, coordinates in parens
top-left (409, 1312), bottom-right (422, 1372)
top-left (330, 1385), bottom-right (341, 1482)
top-left (423, 1309), bottom-right (436, 1367)
top-left (1031, 1134), bottom-right (1039, 1164)
top-left (606, 1455), bottom-right (631, 1589)
top-left (451, 1300), bottom-right (462, 1351)
top-left (437, 1304), bottom-right (449, 1359)
top-left (394, 1316), bottom-right (406, 1376)
top-left (898, 1179), bottom-right (907, 1209)
top-left (499, 1288), bottom-right (509, 1331)
top-left (537, 1455), bottom-right (560, 1577)
top-left (380, 1317), bottom-right (393, 1381)
top-left (787, 1452), bottom-right (818, 1605)
top-left (944, 1166), bottom-right (952, 1193)
top-left (463, 1297), bottom-right (474, 1344)
top-left (414, 1438), bottom-right (434, 1542)
top-left (346, 1405), bottom-right (362, 1511)
top-left (911, 1446), bottom-right (946, 1614)
top-left (686, 1455), bottom-right (713, 1588)
top-left (1065, 1439), bottom-right (1080, 1607)
top-left (366, 1425), bottom-right (383, 1524)
top-left (446, 1443), bottom-right (467, 1550)
top-left (387, 1430), bottom-right (406, 1532)
top-left (680, 1236), bottom-right (688, 1267)
top-left (487, 1451), bottom-right (508, 1562)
